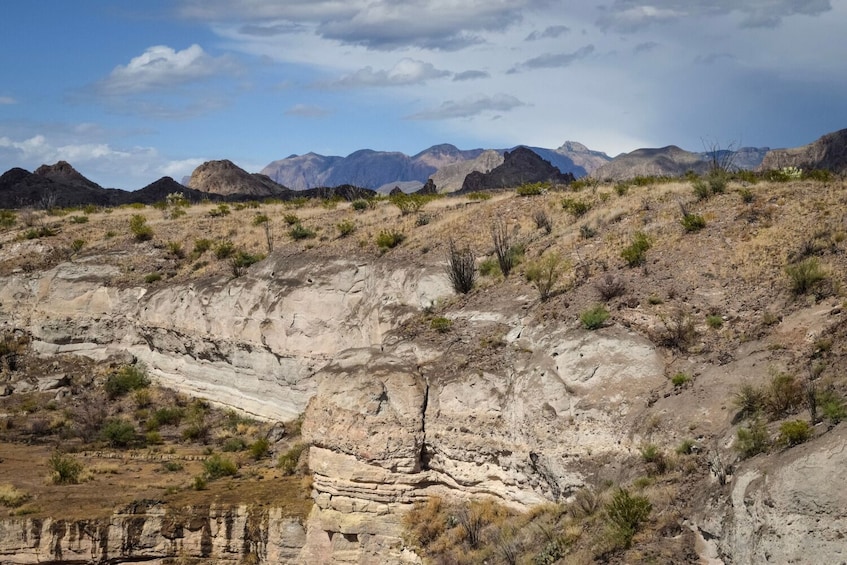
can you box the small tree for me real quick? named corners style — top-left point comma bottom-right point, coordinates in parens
top-left (129, 214), bottom-right (153, 242)
top-left (446, 239), bottom-right (476, 294)
top-left (525, 252), bottom-right (565, 301)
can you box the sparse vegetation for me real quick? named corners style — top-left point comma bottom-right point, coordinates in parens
top-left (562, 197), bottom-right (591, 217)
top-left (430, 316), bottom-right (453, 333)
top-left (376, 229), bottom-right (405, 250)
top-left (525, 252), bottom-right (566, 301)
top-left (620, 231), bottom-right (651, 267)
top-left (278, 443), bottom-right (307, 475)
top-left (785, 257), bottom-right (826, 295)
top-left (289, 223), bottom-right (316, 240)
top-left (736, 418), bottom-right (770, 458)
top-left (603, 488), bottom-right (652, 550)
top-left (336, 219), bottom-right (356, 237)
top-left (230, 250), bottom-right (263, 277)
top-left (48, 452), bottom-right (83, 485)
top-left (516, 181), bottom-right (548, 196)
top-left (129, 214), bottom-right (153, 241)
top-left (680, 213), bottom-right (706, 232)
top-left (203, 453), bottom-right (238, 479)
top-left (777, 420), bottom-right (812, 447)
top-left (446, 239), bottom-right (476, 294)
top-left (580, 304), bottom-right (610, 330)
top-left (104, 365), bottom-right (150, 399)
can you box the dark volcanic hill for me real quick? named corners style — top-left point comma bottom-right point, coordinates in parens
top-left (119, 177), bottom-right (214, 205)
top-left (759, 128), bottom-right (847, 174)
top-left (458, 147), bottom-right (575, 192)
top-left (0, 163), bottom-right (119, 209)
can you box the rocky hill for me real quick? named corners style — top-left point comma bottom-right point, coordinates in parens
top-left (0, 172), bottom-right (846, 563)
top-left (459, 146), bottom-right (575, 191)
top-left (592, 145), bottom-right (712, 180)
top-left (759, 128), bottom-right (847, 174)
top-left (188, 159), bottom-right (289, 198)
top-left (429, 149), bottom-right (504, 193)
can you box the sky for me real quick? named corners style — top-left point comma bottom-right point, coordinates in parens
top-left (1, 0), bottom-right (845, 189)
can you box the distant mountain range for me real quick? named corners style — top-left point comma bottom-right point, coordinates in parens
top-left (1, 129), bottom-right (845, 209)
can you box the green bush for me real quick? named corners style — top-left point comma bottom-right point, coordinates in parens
top-left (561, 197), bottom-right (591, 217)
top-left (785, 257), bottom-right (826, 294)
top-left (100, 419), bottom-right (137, 448)
top-left (766, 373), bottom-right (803, 418)
top-left (193, 238), bottom-right (212, 256)
top-left (739, 187), bottom-right (754, 203)
top-left (818, 390), bottom-right (846, 424)
top-left (278, 443), bottom-right (307, 475)
top-left (230, 250), bottom-right (263, 277)
top-left (283, 213), bottom-right (300, 225)
top-left (671, 372), bottom-right (691, 387)
top-left (48, 452), bottom-right (83, 485)
top-left (249, 437), bottom-right (270, 460)
top-left (391, 193), bottom-right (436, 215)
top-left (706, 315), bottom-right (723, 329)
top-left (129, 214), bottom-right (153, 241)
top-left (71, 239), bottom-right (86, 253)
top-left (478, 257), bottom-right (500, 277)
top-left (166, 241), bottom-right (185, 258)
top-left (603, 489), bottom-right (652, 549)
top-left (252, 213), bottom-right (269, 226)
top-left (525, 252), bottom-right (565, 301)
top-left (24, 226), bottom-right (58, 239)
top-left (144, 272), bottom-right (162, 283)
top-left (465, 191), bottom-right (492, 201)
top-left (222, 437), bottom-right (247, 452)
top-left (778, 420), bottom-right (812, 447)
top-left (208, 204), bottom-right (231, 217)
top-left (351, 199), bottom-right (369, 211)
top-left (376, 229), bottom-right (405, 250)
top-left (289, 223), bottom-right (316, 240)
top-left (430, 317), bottom-right (453, 333)
top-left (620, 231), bottom-right (651, 267)
top-left (735, 418), bottom-right (770, 458)
top-left (203, 453), bottom-right (238, 479)
top-left (804, 169), bottom-right (832, 182)
top-left (0, 209), bottom-right (16, 228)
top-left (734, 383), bottom-right (765, 419)
top-left (681, 213), bottom-right (706, 232)
top-left (516, 182), bottom-right (547, 196)
top-left (580, 304), bottom-right (610, 330)
top-left (105, 365), bottom-right (150, 399)
top-left (337, 219), bottom-right (356, 237)
top-left (213, 240), bottom-right (235, 260)
top-left (69, 215), bottom-right (89, 224)
top-left (149, 406), bottom-right (184, 429)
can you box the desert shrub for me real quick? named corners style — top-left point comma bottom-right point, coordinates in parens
top-left (680, 213), bottom-right (706, 232)
top-left (149, 406), bottom-right (184, 429)
top-left (278, 443), bottom-right (307, 475)
top-left (446, 239), bottom-right (476, 294)
top-left (671, 372), bottom-right (691, 388)
top-left (0, 209), bottom-right (16, 228)
top-left (818, 390), bottom-right (846, 424)
top-left (144, 272), bottom-right (162, 283)
top-left (249, 437), bottom-right (270, 460)
top-left (24, 226), bottom-right (58, 239)
top-left (430, 317), bottom-right (453, 333)
top-left (603, 489), bottom-right (651, 549)
top-left (491, 219), bottom-right (520, 277)
top-left (376, 229), bottom-right (405, 250)
top-left (230, 250), bottom-right (263, 277)
top-left (283, 213), bottom-right (300, 225)
top-left (532, 209), bottom-right (553, 234)
top-left (765, 373), bottom-right (803, 418)
top-left (100, 418), bottom-right (137, 448)
top-left (71, 239), bottom-right (86, 253)
top-left (0, 484), bottom-right (30, 508)
top-left (516, 182), bottom-right (547, 196)
top-left (222, 437), bottom-right (247, 452)
top-left (48, 452), bottom-right (83, 485)
top-left (639, 444), bottom-right (668, 475)
top-left (252, 213), bottom-right (269, 226)
top-left (736, 418), bottom-right (770, 458)
top-left (478, 257), bottom-right (500, 277)
top-left (706, 315), bottom-right (723, 329)
top-left (561, 197), bottom-right (591, 217)
top-left (657, 309), bottom-right (696, 350)
top-left (69, 215), bottom-right (89, 224)
top-left (193, 475), bottom-right (208, 490)
top-left (351, 198), bottom-right (369, 211)
top-left (208, 204), bottom-right (231, 217)
top-left (580, 304), bottom-right (609, 330)
top-left (734, 383), bottom-right (765, 419)
top-left (289, 223), bottom-right (316, 240)
top-left (403, 497), bottom-right (447, 548)
top-left (162, 460), bottom-right (183, 472)
top-left (192, 238), bottom-right (212, 256)
top-left (804, 169), bottom-right (832, 182)
top-left (166, 241), bottom-right (185, 258)
top-left (203, 453), bottom-right (238, 479)
top-left (620, 231), bottom-right (651, 267)
top-left (579, 223), bottom-right (597, 239)
top-left (337, 219), bottom-right (356, 237)
top-left (739, 187), bottom-right (754, 203)
top-left (525, 252), bottom-right (566, 301)
top-left (778, 420), bottom-right (812, 447)
top-left (105, 365), bottom-right (150, 399)
top-left (676, 439), bottom-right (696, 455)
top-left (594, 274), bottom-right (626, 301)
top-left (129, 214), bottom-right (153, 241)
top-left (785, 257), bottom-right (826, 295)
top-left (465, 191), bottom-right (492, 201)
top-left (213, 239), bottom-right (235, 259)
top-left (391, 193), bottom-right (433, 215)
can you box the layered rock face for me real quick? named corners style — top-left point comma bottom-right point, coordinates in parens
top-left (0, 254), bottom-right (450, 421)
top-left (0, 502), bottom-right (305, 564)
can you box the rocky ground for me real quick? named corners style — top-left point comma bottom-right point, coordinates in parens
top-left (0, 176), bottom-right (845, 563)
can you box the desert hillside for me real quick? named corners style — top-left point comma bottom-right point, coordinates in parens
top-left (0, 171), bottom-right (845, 564)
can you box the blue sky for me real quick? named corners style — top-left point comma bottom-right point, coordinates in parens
top-left (1, 0), bottom-right (845, 188)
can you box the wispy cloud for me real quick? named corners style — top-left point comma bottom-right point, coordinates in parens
top-left (509, 45), bottom-right (595, 73)
top-left (634, 41), bottom-right (659, 54)
top-left (285, 104), bottom-right (332, 117)
top-left (597, 0), bottom-right (832, 32)
top-left (325, 59), bottom-right (451, 88)
top-left (0, 96), bottom-right (16, 105)
top-left (407, 94), bottom-right (526, 120)
top-left (453, 70), bottom-right (490, 82)
top-left (525, 25), bottom-right (570, 41)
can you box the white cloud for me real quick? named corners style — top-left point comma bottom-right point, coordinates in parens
top-left (509, 45), bottom-right (595, 72)
top-left (0, 96), bottom-right (16, 105)
top-left (285, 104), bottom-right (332, 117)
top-left (408, 94), bottom-right (527, 120)
top-left (94, 44), bottom-right (237, 96)
top-left (328, 59), bottom-right (451, 88)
